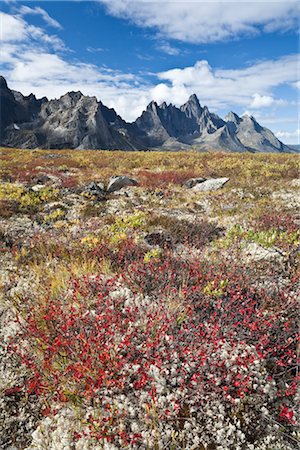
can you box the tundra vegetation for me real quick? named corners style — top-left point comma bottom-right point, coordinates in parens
top-left (0, 148), bottom-right (299, 450)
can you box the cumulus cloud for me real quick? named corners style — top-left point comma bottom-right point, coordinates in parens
top-left (275, 129), bottom-right (300, 143)
top-left (152, 57), bottom-right (298, 110)
top-left (98, 0), bottom-right (299, 44)
top-left (250, 93), bottom-right (286, 108)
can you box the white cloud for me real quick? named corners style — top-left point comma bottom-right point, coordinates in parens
top-left (0, 12), bottom-right (27, 42)
top-left (98, 0), bottom-right (300, 44)
top-left (19, 6), bottom-right (62, 29)
top-left (0, 11), bottom-right (65, 50)
top-left (293, 80), bottom-right (300, 90)
top-left (250, 93), bottom-right (286, 108)
top-left (8, 49), bottom-right (137, 86)
top-left (275, 129), bottom-right (300, 144)
top-left (157, 42), bottom-right (181, 56)
top-left (87, 46), bottom-right (107, 53)
top-left (152, 56), bottom-right (298, 110)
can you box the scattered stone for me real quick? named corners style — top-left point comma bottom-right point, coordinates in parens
top-left (244, 243), bottom-right (285, 263)
top-left (31, 173), bottom-right (61, 185)
top-left (192, 177), bottom-right (230, 191)
top-left (0, 217), bottom-right (41, 243)
top-left (82, 181), bottom-right (106, 198)
top-left (41, 153), bottom-right (64, 159)
top-left (0, 233), bottom-right (14, 249)
top-left (290, 178), bottom-right (300, 188)
top-left (43, 201), bottom-right (68, 213)
top-left (271, 190), bottom-right (300, 209)
top-left (107, 176), bottom-right (138, 193)
top-left (144, 231), bottom-right (173, 249)
top-left (231, 188), bottom-right (255, 199)
top-left (184, 177), bottom-right (206, 188)
top-left (31, 174), bottom-right (52, 185)
top-left (31, 184), bottom-right (46, 192)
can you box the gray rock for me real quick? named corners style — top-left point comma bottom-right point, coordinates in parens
top-left (31, 173), bottom-right (61, 185)
top-left (290, 178), bottom-right (300, 188)
top-left (43, 201), bottom-right (68, 213)
top-left (185, 177), bottom-right (206, 188)
top-left (84, 181), bottom-right (105, 193)
top-left (31, 184), bottom-right (46, 192)
top-left (31, 174), bottom-right (52, 184)
top-left (192, 177), bottom-right (230, 191)
top-left (82, 181), bottom-right (105, 198)
top-left (107, 176), bottom-right (138, 193)
top-left (244, 243), bottom-right (285, 263)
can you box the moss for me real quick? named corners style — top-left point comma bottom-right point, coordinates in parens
top-left (0, 183), bottom-right (59, 216)
top-left (218, 224), bottom-right (300, 251)
top-left (143, 248), bottom-right (162, 263)
top-left (43, 208), bottom-right (66, 223)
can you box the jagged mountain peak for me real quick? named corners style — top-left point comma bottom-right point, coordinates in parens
top-left (0, 76), bottom-right (9, 90)
top-left (180, 94), bottom-right (203, 126)
top-left (241, 114), bottom-right (261, 127)
top-left (60, 90), bottom-right (85, 101)
top-left (147, 100), bottom-right (158, 110)
top-left (187, 93), bottom-right (201, 105)
top-left (181, 94), bottom-right (202, 109)
top-left (242, 113), bottom-right (255, 120)
top-left (225, 111), bottom-right (241, 124)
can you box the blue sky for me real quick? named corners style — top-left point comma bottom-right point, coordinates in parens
top-left (0, 0), bottom-right (299, 143)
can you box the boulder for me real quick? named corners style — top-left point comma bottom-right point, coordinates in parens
top-left (184, 177), bottom-right (206, 188)
top-left (192, 177), bottom-right (229, 191)
top-left (107, 176), bottom-right (138, 193)
top-left (244, 243), bottom-right (284, 264)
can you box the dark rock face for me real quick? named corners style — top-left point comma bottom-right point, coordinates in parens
top-left (0, 76), bottom-right (47, 146)
top-left (0, 76), bottom-right (294, 153)
top-left (134, 101), bottom-right (197, 146)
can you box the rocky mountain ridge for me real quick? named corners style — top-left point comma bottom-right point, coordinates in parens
top-left (0, 76), bottom-right (293, 153)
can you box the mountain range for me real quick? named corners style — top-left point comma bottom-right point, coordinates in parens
top-left (0, 76), bottom-right (294, 153)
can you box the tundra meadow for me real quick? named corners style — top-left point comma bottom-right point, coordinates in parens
top-left (0, 149), bottom-right (299, 449)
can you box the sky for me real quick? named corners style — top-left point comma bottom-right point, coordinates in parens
top-left (0, 0), bottom-right (299, 144)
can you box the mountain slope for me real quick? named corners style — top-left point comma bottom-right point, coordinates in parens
top-left (226, 113), bottom-right (291, 153)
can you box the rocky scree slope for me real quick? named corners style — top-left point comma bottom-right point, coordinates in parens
top-left (0, 76), bottom-right (293, 153)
